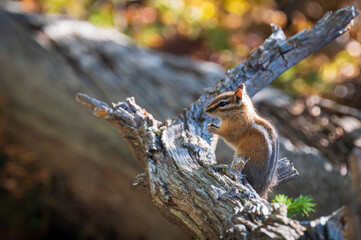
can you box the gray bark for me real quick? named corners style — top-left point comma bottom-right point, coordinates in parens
top-left (76, 6), bottom-right (358, 240)
top-left (1, 7), bottom-right (221, 239)
top-left (0, 4), bottom-right (359, 240)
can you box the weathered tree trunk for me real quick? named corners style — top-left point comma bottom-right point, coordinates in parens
top-left (0, 5), bottom-right (359, 240)
top-left (0, 7), bottom-right (223, 239)
top-left (76, 6), bottom-right (358, 240)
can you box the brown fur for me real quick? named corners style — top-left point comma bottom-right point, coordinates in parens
top-left (206, 85), bottom-right (278, 199)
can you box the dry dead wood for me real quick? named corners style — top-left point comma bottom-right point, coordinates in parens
top-left (77, 6), bottom-right (358, 240)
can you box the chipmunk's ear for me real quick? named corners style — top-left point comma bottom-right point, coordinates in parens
top-left (234, 84), bottom-right (245, 104)
top-left (235, 90), bottom-right (243, 105)
top-left (237, 83), bottom-right (246, 92)
top-left (235, 89), bottom-right (243, 99)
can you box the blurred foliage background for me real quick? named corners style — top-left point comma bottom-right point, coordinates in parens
top-left (15, 0), bottom-right (361, 103)
top-left (1, 0), bottom-right (361, 239)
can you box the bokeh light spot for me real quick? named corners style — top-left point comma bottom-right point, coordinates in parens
top-left (306, 2), bottom-right (323, 19)
top-left (225, 0), bottom-right (249, 15)
top-left (201, 2), bottom-right (215, 19)
top-left (346, 40), bottom-right (361, 57)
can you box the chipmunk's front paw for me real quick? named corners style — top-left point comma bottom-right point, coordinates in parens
top-left (207, 123), bottom-right (219, 134)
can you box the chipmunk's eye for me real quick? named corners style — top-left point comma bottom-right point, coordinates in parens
top-left (218, 101), bottom-right (228, 107)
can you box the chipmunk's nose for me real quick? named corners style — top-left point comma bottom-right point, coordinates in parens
top-left (205, 105), bottom-right (215, 113)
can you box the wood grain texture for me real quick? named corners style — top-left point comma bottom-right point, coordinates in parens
top-left (77, 6), bottom-right (359, 240)
top-left (0, 7), bottom-right (224, 239)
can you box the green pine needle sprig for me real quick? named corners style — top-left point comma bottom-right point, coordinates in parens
top-left (272, 194), bottom-right (316, 218)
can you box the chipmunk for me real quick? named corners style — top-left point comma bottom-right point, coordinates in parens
top-left (205, 84), bottom-right (278, 199)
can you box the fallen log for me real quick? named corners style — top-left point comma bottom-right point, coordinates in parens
top-left (77, 6), bottom-right (359, 239)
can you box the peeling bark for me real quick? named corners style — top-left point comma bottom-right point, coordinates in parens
top-left (77, 6), bottom-right (359, 239)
